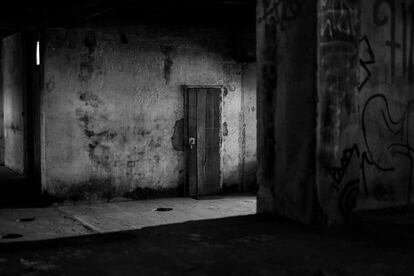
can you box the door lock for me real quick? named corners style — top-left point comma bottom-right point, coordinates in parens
top-left (189, 137), bottom-right (196, 149)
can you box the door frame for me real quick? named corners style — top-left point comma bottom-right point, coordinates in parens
top-left (183, 85), bottom-right (224, 197)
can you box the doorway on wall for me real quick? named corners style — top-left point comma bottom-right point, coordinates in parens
top-left (184, 86), bottom-right (222, 197)
top-left (0, 32), bottom-right (41, 207)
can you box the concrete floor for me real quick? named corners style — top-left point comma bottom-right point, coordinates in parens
top-left (1, 210), bottom-right (414, 275)
top-left (2, 197), bottom-right (414, 275)
top-left (0, 195), bottom-right (256, 242)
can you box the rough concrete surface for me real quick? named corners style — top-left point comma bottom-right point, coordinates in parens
top-left (256, 0), bottom-right (318, 223)
top-left (1, 210), bottom-right (414, 275)
top-left (317, 0), bottom-right (414, 223)
top-left (256, 0), bottom-right (414, 225)
top-left (0, 207), bottom-right (93, 242)
top-left (240, 63), bottom-right (257, 191)
top-left (0, 196), bottom-right (255, 242)
top-left (42, 26), bottom-right (257, 200)
top-left (316, 0), bottom-right (361, 224)
top-left (355, 0), bottom-right (414, 209)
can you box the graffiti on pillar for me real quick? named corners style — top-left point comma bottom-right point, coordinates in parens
top-left (327, 145), bottom-right (360, 191)
top-left (325, 144), bottom-right (360, 221)
top-left (318, 0), bottom-right (359, 148)
top-left (338, 179), bottom-right (360, 220)
top-left (323, 0), bottom-right (414, 222)
top-left (373, 0), bottom-right (414, 82)
top-left (258, 0), bottom-right (306, 30)
top-left (317, 0), bottom-right (414, 221)
top-left (318, 0), bottom-right (360, 221)
top-left (355, 0), bottom-right (414, 209)
top-left (361, 94), bottom-right (414, 204)
top-left (325, 93), bottom-right (414, 220)
top-left (359, 35), bottom-right (376, 91)
top-left (319, 0), bottom-right (360, 42)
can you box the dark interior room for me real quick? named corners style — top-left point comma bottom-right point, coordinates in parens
top-left (1, 0), bottom-right (414, 275)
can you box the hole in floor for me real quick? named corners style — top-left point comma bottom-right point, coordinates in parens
top-left (1, 233), bottom-right (23, 239)
top-left (154, 207), bottom-right (173, 212)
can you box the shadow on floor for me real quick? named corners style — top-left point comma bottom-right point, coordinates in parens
top-left (0, 166), bottom-right (55, 209)
top-left (1, 213), bottom-right (414, 275)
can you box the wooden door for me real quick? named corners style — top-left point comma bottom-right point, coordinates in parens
top-left (185, 87), bottom-right (221, 197)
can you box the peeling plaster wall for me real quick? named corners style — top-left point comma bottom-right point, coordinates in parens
top-left (42, 26), bottom-right (256, 200)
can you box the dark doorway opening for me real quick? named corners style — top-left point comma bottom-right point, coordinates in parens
top-left (0, 32), bottom-right (42, 207)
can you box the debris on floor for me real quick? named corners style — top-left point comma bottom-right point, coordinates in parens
top-left (154, 207), bottom-right (173, 212)
top-left (16, 218), bottom-right (35, 222)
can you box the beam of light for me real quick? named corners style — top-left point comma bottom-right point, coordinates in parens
top-left (36, 41), bottom-right (40, 66)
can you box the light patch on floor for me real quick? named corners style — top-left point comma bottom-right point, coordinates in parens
top-left (0, 195), bottom-right (256, 242)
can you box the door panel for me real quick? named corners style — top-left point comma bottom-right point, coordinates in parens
top-left (187, 88), bottom-right (198, 196)
top-left (196, 89), bottom-right (207, 195)
top-left (204, 89), bottom-right (220, 195)
top-left (186, 87), bottom-right (221, 197)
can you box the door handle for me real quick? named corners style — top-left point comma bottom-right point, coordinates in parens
top-left (189, 137), bottom-right (196, 150)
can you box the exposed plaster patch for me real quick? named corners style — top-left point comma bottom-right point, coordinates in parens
top-left (223, 122), bottom-right (229, 136)
top-left (171, 118), bottom-right (185, 151)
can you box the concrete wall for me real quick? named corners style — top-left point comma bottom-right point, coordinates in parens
top-left (357, 0), bottom-right (414, 209)
top-left (316, 0), bottom-right (361, 224)
top-left (257, 0), bottom-right (319, 223)
top-left (318, 0), bottom-right (414, 223)
top-left (2, 33), bottom-right (25, 174)
top-left (42, 26), bottom-right (256, 200)
top-left (257, 0), bottom-right (414, 224)
top-left (240, 63), bottom-right (257, 191)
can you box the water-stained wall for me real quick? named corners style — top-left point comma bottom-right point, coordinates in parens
top-left (42, 26), bottom-right (256, 200)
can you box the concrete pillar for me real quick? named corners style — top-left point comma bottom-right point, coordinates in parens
top-left (316, 0), bottom-right (360, 224)
top-left (257, 0), bottom-right (360, 224)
